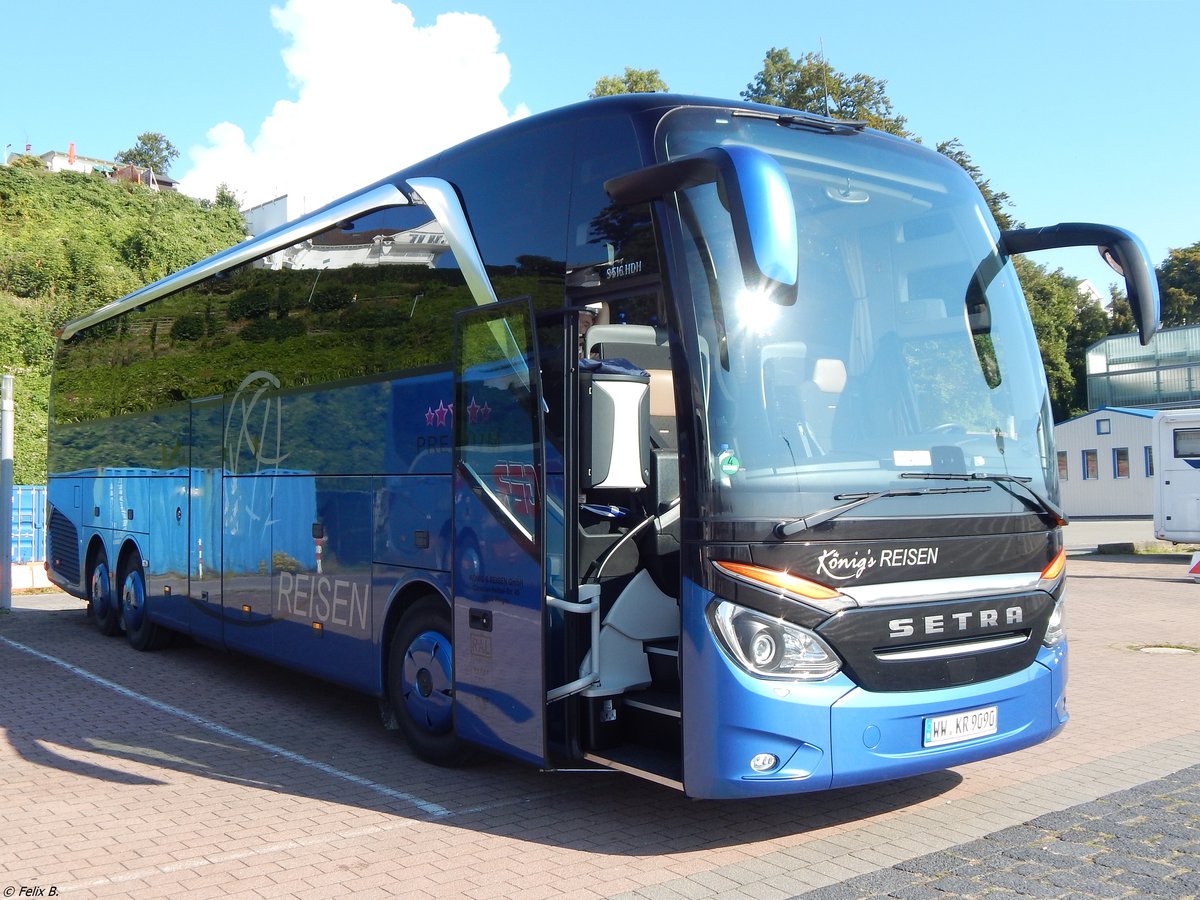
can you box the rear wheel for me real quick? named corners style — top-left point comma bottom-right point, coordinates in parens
top-left (387, 597), bottom-right (473, 765)
top-left (88, 554), bottom-right (120, 636)
top-left (120, 556), bottom-right (170, 651)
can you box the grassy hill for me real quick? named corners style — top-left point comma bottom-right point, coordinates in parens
top-left (0, 159), bottom-right (245, 483)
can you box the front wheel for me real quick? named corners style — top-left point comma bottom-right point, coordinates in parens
top-left (387, 597), bottom-right (473, 766)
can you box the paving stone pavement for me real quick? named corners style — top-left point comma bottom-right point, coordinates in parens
top-left (793, 764), bottom-right (1200, 899)
top-left (2, 551), bottom-right (1198, 898)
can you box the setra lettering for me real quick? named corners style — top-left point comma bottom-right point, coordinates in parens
top-left (888, 605), bottom-right (1025, 640)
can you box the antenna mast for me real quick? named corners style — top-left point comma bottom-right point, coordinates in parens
top-left (820, 38), bottom-right (832, 118)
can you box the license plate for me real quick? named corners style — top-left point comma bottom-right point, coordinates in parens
top-left (923, 705), bottom-right (997, 747)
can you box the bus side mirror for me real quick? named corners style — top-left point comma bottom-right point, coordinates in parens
top-left (1001, 223), bottom-right (1161, 346)
top-left (605, 146), bottom-right (798, 304)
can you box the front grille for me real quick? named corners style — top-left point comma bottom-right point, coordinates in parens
top-left (817, 592), bottom-right (1054, 692)
top-left (48, 506), bottom-right (81, 585)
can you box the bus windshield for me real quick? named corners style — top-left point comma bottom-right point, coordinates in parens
top-left (659, 108), bottom-right (1056, 527)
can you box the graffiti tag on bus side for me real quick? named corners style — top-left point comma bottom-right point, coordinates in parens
top-left (223, 371), bottom-right (288, 540)
top-left (225, 371), bottom-right (288, 475)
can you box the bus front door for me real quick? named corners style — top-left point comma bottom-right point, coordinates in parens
top-left (452, 300), bottom-right (548, 765)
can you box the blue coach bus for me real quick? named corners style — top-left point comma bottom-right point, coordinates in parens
top-left (46, 95), bottom-right (1160, 798)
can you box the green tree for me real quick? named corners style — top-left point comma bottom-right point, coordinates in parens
top-left (1107, 284), bottom-right (1136, 335)
top-left (1156, 241), bottom-right (1200, 327)
top-left (1015, 256), bottom-right (1076, 419)
top-left (936, 138), bottom-right (1018, 231)
top-left (741, 48), bottom-right (910, 136)
top-left (1064, 284), bottom-right (1113, 417)
top-left (214, 182), bottom-right (242, 210)
top-left (115, 131), bottom-right (180, 175)
top-left (0, 162), bottom-right (245, 482)
top-left (589, 67), bottom-right (669, 98)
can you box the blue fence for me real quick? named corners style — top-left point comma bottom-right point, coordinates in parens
top-left (11, 485), bottom-right (46, 564)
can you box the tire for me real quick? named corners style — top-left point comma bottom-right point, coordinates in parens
top-left (120, 556), bottom-right (170, 651)
top-left (88, 553), bottom-right (120, 636)
top-left (387, 596), bottom-right (473, 766)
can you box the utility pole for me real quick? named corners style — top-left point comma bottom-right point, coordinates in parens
top-left (1, 374), bottom-right (13, 610)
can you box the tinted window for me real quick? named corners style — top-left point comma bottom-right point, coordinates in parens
top-left (50, 203), bottom-right (474, 472)
top-left (436, 119), bottom-right (575, 311)
top-left (51, 203), bottom-right (471, 426)
top-left (565, 114), bottom-right (658, 307)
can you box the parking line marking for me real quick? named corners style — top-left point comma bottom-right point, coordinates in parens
top-left (0, 635), bottom-right (450, 818)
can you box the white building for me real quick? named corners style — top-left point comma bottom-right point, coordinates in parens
top-left (242, 195), bottom-right (295, 239)
top-left (4, 145), bottom-right (177, 190)
top-left (243, 194), bottom-right (450, 271)
top-left (1053, 407), bottom-right (1156, 517)
top-left (32, 146), bottom-right (114, 176)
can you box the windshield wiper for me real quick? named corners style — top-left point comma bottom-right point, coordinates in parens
top-left (775, 485), bottom-right (989, 538)
top-left (731, 109), bottom-right (866, 135)
top-left (900, 472), bottom-right (1068, 526)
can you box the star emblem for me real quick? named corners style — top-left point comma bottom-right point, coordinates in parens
top-left (434, 400), bottom-right (451, 427)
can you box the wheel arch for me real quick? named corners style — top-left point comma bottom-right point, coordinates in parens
top-left (115, 536), bottom-right (145, 577)
top-left (379, 577), bottom-right (451, 697)
top-left (84, 533), bottom-right (110, 580)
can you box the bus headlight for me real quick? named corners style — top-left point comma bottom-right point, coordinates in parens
top-left (1042, 595), bottom-right (1066, 648)
top-left (709, 600), bottom-right (841, 681)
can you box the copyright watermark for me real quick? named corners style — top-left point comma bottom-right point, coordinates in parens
top-left (3, 888), bottom-right (59, 897)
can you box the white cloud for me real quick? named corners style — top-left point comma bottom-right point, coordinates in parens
top-left (177, 0), bottom-right (527, 211)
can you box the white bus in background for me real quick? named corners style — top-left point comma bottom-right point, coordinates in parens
top-left (1153, 409), bottom-right (1200, 542)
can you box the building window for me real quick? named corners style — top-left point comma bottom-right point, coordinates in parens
top-left (1113, 447), bottom-right (1130, 479)
top-left (1145, 445), bottom-right (1154, 477)
top-left (1056, 451), bottom-right (1068, 481)
top-left (1174, 428), bottom-right (1200, 458)
top-left (1082, 449), bottom-right (1099, 480)
top-left (1096, 418), bottom-right (1111, 435)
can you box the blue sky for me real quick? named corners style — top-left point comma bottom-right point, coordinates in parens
top-left (3, 0), bottom-right (1197, 298)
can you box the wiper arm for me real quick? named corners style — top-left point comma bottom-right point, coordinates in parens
top-left (732, 109), bottom-right (866, 135)
top-left (775, 485), bottom-right (989, 538)
top-left (900, 471), bottom-right (1068, 526)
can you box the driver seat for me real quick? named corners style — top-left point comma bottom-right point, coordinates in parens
top-left (798, 358), bottom-right (846, 453)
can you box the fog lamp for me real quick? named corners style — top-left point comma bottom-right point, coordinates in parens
top-left (750, 753), bottom-right (778, 773)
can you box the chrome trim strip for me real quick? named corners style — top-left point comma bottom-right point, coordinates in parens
top-left (623, 698), bottom-right (682, 719)
top-left (840, 571), bottom-right (1043, 607)
top-left (60, 183), bottom-right (409, 340)
top-left (875, 633), bottom-right (1027, 661)
top-left (407, 176), bottom-right (498, 308)
top-left (460, 460), bottom-right (532, 543)
top-left (583, 753), bottom-right (683, 791)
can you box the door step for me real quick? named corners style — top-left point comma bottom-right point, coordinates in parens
top-left (584, 745), bottom-right (683, 791)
